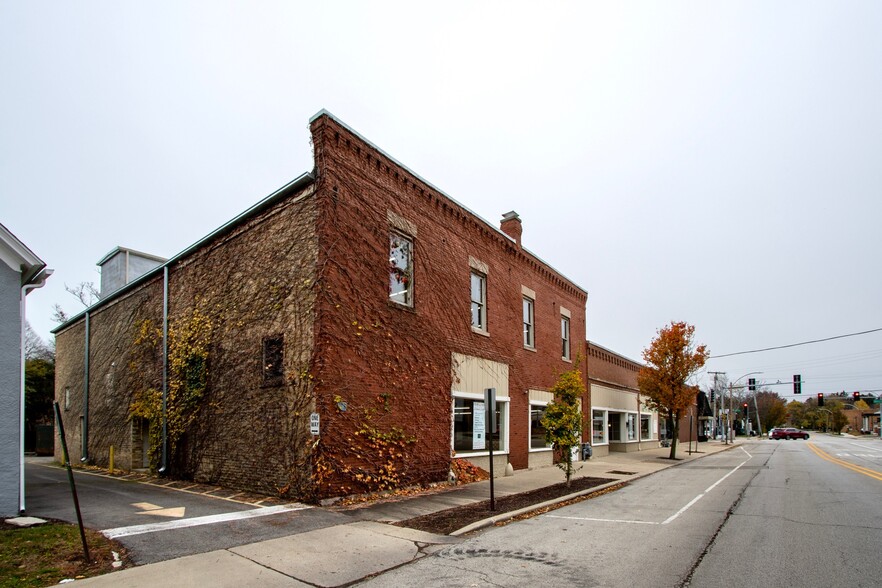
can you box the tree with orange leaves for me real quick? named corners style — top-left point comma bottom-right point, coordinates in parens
top-left (637, 321), bottom-right (709, 459)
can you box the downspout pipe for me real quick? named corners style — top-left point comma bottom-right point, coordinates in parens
top-left (20, 267), bottom-right (53, 514)
top-left (158, 266), bottom-right (169, 474)
top-left (82, 311), bottom-right (90, 462)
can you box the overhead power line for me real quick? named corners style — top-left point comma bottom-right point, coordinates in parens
top-left (710, 327), bottom-right (882, 359)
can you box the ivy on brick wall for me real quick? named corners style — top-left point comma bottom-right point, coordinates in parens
top-left (128, 306), bottom-right (212, 471)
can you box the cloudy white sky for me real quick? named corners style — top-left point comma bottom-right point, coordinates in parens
top-left (3, 1), bottom-right (880, 399)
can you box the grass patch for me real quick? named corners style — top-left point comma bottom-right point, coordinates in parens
top-left (0, 520), bottom-right (127, 587)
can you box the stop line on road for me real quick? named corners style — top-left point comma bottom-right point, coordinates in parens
top-left (103, 503), bottom-right (312, 539)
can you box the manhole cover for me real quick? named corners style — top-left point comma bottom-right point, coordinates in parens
top-left (606, 470), bottom-right (637, 475)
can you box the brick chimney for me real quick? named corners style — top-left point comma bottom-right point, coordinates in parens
top-left (500, 211), bottom-right (522, 247)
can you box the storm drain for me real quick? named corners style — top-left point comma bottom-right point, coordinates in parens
top-left (606, 470), bottom-right (637, 475)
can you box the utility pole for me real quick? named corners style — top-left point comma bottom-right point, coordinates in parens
top-left (726, 382), bottom-right (735, 443)
top-left (753, 392), bottom-right (764, 437)
top-left (709, 372), bottom-right (726, 443)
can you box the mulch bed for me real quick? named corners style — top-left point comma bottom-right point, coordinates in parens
top-left (394, 476), bottom-right (616, 535)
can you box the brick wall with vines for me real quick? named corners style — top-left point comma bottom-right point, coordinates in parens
top-left (55, 113), bottom-right (588, 501)
top-left (308, 114), bottom-right (587, 496)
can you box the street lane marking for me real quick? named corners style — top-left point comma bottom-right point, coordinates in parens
top-left (102, 503), bottom-right (312, 539)
top-left (132, 502), bottom-right (186, 518)
top-left (807, 443), bottom-right (882, 482)
top-left (661, 447), bottom-right (750, 525)
top-left (548, 448), bottom-right (752, 526)
top-left (547, 516), bottom-right (657, 525)
top-left (846, 442), bottom-right (882, 454)
top-left (138, 508), bottom-right (186, 518)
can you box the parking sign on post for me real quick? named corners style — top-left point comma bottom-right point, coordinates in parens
top-left (485, 388), bottom-right (496, 510)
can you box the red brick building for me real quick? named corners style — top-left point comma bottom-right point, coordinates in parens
top-left (54, 111), bottom-right (587, 499)
top-left (584, 341), bottom-right (658, 457)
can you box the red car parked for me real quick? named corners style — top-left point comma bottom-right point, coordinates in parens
top-left (771, 427), bottom-right (810, 440)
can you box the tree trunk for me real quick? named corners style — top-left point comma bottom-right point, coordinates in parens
top-left (564, 448), bottom-right (572, 488)
top-left (669, 413), bottom-right (680, 459)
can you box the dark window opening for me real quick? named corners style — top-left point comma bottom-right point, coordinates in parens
top-left (263, 336), bottom-right (284, 385)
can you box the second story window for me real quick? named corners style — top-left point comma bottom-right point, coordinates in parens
top-left (389, 232), bottom-right (413, 306)
top-left (561, 316), bottom-right (571, 360)
top-left (470, 271), bottom-right (486, 330)
top-left (523, 296), bottom-right (534, 348)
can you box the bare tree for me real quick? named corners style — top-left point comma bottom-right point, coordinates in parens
top-left (51, 304), bottom-right (69, 324)
top-left (25, 322), bottom-right (53, 361)
top-left (50, 281), bottom-right (99, 324)
top-left (65, 282), bottom-right (99, 307)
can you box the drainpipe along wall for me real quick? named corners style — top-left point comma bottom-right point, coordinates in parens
top-left (82, 311), bottom-right (90, 462)
top-left (19, 268), bottom-right (52, 513)
top-left (159, 266), bottom-right (169, 474)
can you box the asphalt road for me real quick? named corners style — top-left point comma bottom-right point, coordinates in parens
top-left (24, 459), bottom-right (348, 564)
top-left (688, 435), bottom-right (882, 587)
top-left (359, 436), bottom-right (882, 587)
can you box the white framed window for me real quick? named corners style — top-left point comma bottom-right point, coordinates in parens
top-left (640, 414), bottom-right (652, 439)
top-left (561, 316), bottom-right (570, 360)
top-left (64, 387), bottom-right (71, 410)
top-left (523, 296), bottom-right (534, 348)
top-left (592, 409), bottom-right (606, 445)
top-left (529, 402), bottom-right (552, 450)
top-left (470, 271), bottom-right (487, 331)
top-left (389, 232), bottom-right (413, 306)
top-left (452, 392), bottom-right (509, 455)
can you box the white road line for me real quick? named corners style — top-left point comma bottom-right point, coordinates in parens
top-left (546, 515), bottom-right (657, 525)
top-left (662, 450), bottom-right (750, 525)
top-left (548, 452), bottom-right (752, 527)
top-left (102, 503), bottom-right (312, 539)
top-left (847, 442), bottom-right (882, 453)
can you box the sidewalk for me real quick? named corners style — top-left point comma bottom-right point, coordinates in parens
top-left (73, 440), bottom-right (739, 587)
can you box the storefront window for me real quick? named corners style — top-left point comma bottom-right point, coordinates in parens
top-left (627, 413), bottom-right (637, 440)
top-left (641, 415), bottom-right (651, 439)
top-left (592, 410), bottom-right (605, 444)
top-left (453, 397), bottom-right (506, 453)
top-left (530, 403), bottom-right (550, 449)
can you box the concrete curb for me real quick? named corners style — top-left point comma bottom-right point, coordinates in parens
top-left (450, 478), bottom-right (627, 536)
top-left (450, 443), bottom-right (741, 536)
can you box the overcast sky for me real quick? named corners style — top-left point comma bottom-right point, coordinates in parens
top-left (3, 1), bottom-right (880, 400)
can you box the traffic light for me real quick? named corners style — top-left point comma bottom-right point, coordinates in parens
top-left (794, 375), bottom-right (802, 394)
top-left (748, 378), bottom-right (756, 392)
top-left (817, 393), bottom-right (824, 407)
top-left (853, 391), bottom-right (861, 402)
top-left (710, 390), bottom-right (715, 403)
top-left (743, 402), bottom-right (749, 411)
